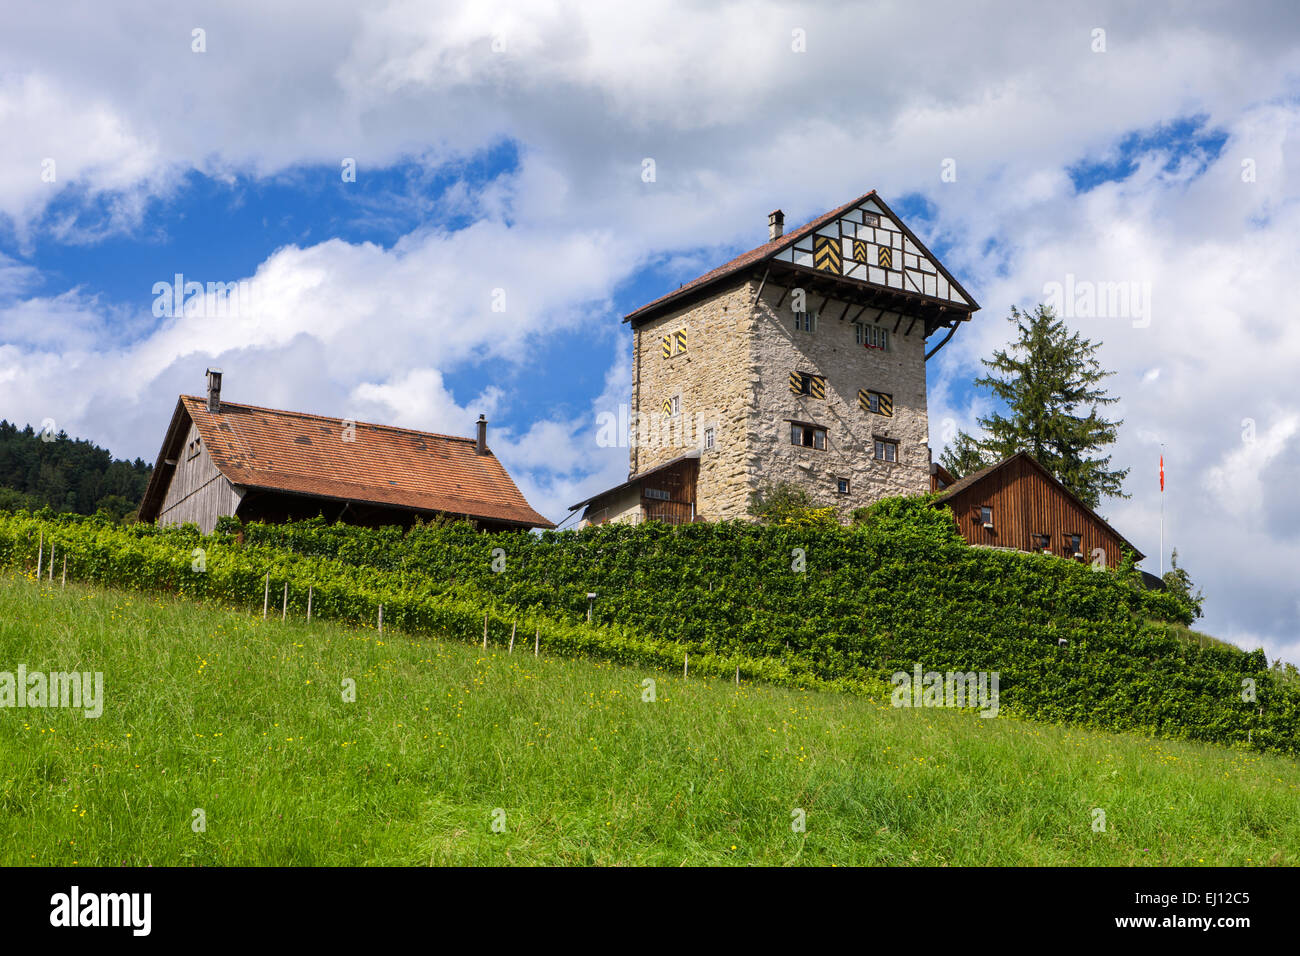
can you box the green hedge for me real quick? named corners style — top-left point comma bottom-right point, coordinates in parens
top-left (2, 504), bottom-right (1295, 754)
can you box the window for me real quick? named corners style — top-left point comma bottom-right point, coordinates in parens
top-left (795, 309), bottom-right (818, 333)
top-left (186, 436), bottom-right (202, 460)
top-left (1066, 534), bottom-right (1082, 556)
top-left (791, 423), bottom-right (827, 450)
top-left (873, 438), bottom-right (898, 462)
top-left (858, 389), bottom-right (893, 416)
top-left (661, 327), bottom-right (688, 358)
top-left (789, 371), bottom-right (826, 399)
top-left (836, 477), bottom-right (850, 495)
top-left (856, 323), bottom-right (889, 351)
top-left (703, 426), bottom-right (715, 451)
top-left (661, 394), bottom-right (681, 417)
top-left (1034, 533), bottom-right (1051, 551)
top-left (979, 506), bottom-right (993, 528)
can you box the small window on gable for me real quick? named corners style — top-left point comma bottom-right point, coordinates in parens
top-left (795, 309), bottom-right (818, 333)
top-left (187, 436), bottom-right (202, 460)
top-left (836, 477), bottom-right (850, 495)
top-left (856, 323), bottom-right (889, 351)
top-left (661, 328), bottom-right (688, 358)
top-left (789, 371), bottom-right (825, 399)
top-left (873, 438), bottom-right (898, 462)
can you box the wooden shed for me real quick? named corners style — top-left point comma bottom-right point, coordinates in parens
top-left (933, 451), bottom-right (1143, 568)
top-left (138, 370), bottom-right (554, 533)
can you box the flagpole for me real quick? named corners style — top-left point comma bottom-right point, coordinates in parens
top-left (1159, 444), bottom-right (1165, 580)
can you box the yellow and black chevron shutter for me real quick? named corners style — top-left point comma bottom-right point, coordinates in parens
top-left (674, 328), bottom-right (687, 354)
top-left (877, 245), bottom-right (893, 269)
top-left (661, 335), bottom-right (671, 359)
top-left (662, 399), bottom-right (672, 415)
top-left (858, 389), bottom-right (870, 412)
top-left (789, 371), bottom-right (803, 395)
top-left (852, 239), bottom-right (869, 264)
top-left (809, 375), bottom-right (826, 399)
top-left (813, 235), bottom-right (842, 274)
top-left (878, 392), bottom-right (893, 416)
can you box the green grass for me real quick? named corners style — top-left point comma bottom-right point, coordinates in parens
top-left (1, 573), bottom-right (1297, 866)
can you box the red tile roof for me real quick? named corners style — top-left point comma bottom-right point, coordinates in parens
top-left (142, 396), bottom-right (553, 529)
top-left (623, 190), bottom-right (878, 324)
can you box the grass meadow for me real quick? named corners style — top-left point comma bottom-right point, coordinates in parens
top-left (1, 573), bottom-right (1297, 866)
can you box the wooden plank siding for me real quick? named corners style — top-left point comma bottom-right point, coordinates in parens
top-left (157, 421), bottom-right (242, 533)
top-left (641, 458), bottom-right (699, 525)
top-left (938, 454), bottom-right (1135, 568)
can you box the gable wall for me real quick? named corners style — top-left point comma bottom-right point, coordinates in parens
top-left (157, 419), bottom-right (242, 533)
top-left (747, 280), bottom-right (931, 517)
top-left (942, 457), bottom-right (1129, 567)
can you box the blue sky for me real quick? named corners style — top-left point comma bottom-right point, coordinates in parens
top-left (2, 0), bottom-right (1300, 663)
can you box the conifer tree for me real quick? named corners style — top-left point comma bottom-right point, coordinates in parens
top-left (941, 304), bottom-right (1128, 509)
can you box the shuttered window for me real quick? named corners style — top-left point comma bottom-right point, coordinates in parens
top-left (858, 389), bottom-right (893, 416)
top-left (789, 371), bottom-right (826, 399)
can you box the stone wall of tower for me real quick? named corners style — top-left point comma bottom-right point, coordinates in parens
top-left (629, 277), bottom-right (933, 523)
top-left (746, 283), bottom-right (931, 519)
top-left (629, 281), bottom-right (756, 520)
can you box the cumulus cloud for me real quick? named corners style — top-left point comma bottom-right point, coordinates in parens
top-left (1, 0), bottom-right (1299, 662)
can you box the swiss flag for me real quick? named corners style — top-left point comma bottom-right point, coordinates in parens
top-left (1159, 454), bottom-right (1164, 492)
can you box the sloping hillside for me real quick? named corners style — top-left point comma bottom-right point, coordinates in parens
top-left (1, 502), bottom-right (1296, 753)
top-left (1, 575), bottom-right (1296, 866)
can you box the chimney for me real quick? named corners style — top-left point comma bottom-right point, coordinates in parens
top-left (475, 414), bottom-right (488, 455)
top-left (768, 209), bottom-right (784, 241)
top-left (205, 368), bottom-right (223, 413)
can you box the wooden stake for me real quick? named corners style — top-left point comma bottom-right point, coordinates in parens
top-left (735, 666), bottom-right (739, 685)
top-left (378, 604), bottom-right (383, 635)
top-left (49, 545), bottom-right (54, 581)
top-left (263, 572), bottom-right (269, 619)
top-left (508, 621), bottom-right (516, 654)
top-left (684, 653), bottom-right (689, 678)
top-left (534, 626), bottom-right (539, 657)
top-left (282, 582), bottom-right (288, 621)
top-left (61, 555), bottom-right (67, 587)
top-left (36, 532), bottom-right (43, 579)
top-left (483, 611), bottom-right (488, 651)
top-left (307, 585), bottom-right (313, 622)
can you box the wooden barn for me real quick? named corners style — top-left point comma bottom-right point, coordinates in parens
top-left (933, 451), bottom-right (1143, 568)
top-left (138, 370), bottom-right (554, 533)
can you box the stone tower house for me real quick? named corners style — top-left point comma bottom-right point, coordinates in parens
top-left (569, 190), bottom-right (979, 525)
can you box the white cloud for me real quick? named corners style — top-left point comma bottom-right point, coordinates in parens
top-left (2, 0), bottom-right (1300, 663)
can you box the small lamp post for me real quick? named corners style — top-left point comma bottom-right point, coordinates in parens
top-left (586, 592), bottom-right (597, 623)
